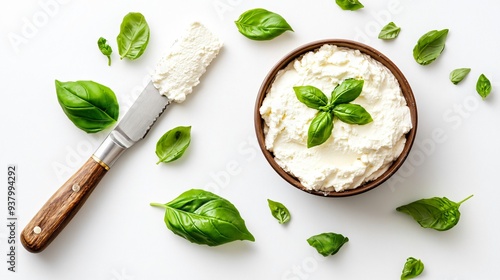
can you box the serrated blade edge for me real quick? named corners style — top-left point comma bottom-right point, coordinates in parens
top-left (114, 81), bottom-right (170, 148)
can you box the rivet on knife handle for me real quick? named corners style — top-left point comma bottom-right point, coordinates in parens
top-left (20, 157), bottom-right (108, 253)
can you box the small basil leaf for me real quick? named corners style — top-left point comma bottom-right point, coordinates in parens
top-left (401, 257), bottom-right (424, 280)
top-left (308, 111), bottom-right (333, 148)
top-left (117, 12), bottom-right (150, 60)
top-left (307, 232), bottom-right (349, 257)
top-left (378, 22), bottom-right (401, 40)
top-left (150, 189), bottom-right (255, 246)
top-left (413, 29), bottom-right (449, 65)
top-left (476, 74), bottom-right (492, 99)
top-left (155, 126), bottom-right (191, 164)
top-left (294, 86), bottom-right (328, 110)
top-left (267, 199), bottom-right (291, 224)
top-left (55, 80), bottom-right (119, 133)
top-left (396, 195), bottom-right (473, 231)
top-left (330, 78), bottom-right (364, 105)
top-left (335, 0), bottom-right (364, 11)
top-left (332, 103), bottom-right (373, 125)
top-left (97, 37), bottom-right (112, 66)
top-left (234, 8), bottom-right (293, 41)
top-left (449, 68), bottom-right (471, 85)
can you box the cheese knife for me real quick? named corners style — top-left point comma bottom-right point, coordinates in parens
top-left (20, 22), bottom-right (223, 253)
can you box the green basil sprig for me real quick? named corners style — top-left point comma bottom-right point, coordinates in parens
top-left (307, 232), bottom-right (349, 257)
top-left (267, 199), bottom-right (291, 224)
top-left (449, 68), bottom-right (471, 85)
top-left (97, 37), bottom-right (112, 66)
top-left (396, 194), bottom-right (473, 231)
top-left (155, 126), bottom-right (191, 164)
top-left (335, 0), bottom-right (364, 11)
top-left (150, 189), bottom-right (255, 246)
top-left (401, 257), bottom-right (424, 280)
top-left (117, 12), bottom-right (150, 60)
top-left (413, 29), bottom-right (449, 65)
top-left (294, 79), bottom-right (372, 148)
top-left (476, 74), bottom-right (492, 99)
top-left (234, 8), bottom-right (293, 41)
top-left (55, 80), bottom-right (119, 133)
top-left (378, 22), bottom-right (401, 40)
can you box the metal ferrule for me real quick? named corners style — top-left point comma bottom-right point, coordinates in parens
top-left (92, 131), bottom-right (128, 170)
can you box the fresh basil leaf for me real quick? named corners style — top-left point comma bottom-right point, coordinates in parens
top-left (330, 78), bottom-right (364, 105)
top-left (155, 126), bottom-right (191, 164)
top-left (476, 74), bottom-right (492, 99)
top-left (307, 232), bottom-right (349, 257)
top-left (150, 189), bottom-right (255, 246)
top-left (234, 8), bottom-right (293, 41)
top-left (97, 37), bottom-right (112, 66)
top-left (335, 0), bottom-right (364, 11)
top-left (55, 80), bottom-right (119, 133)
top-left (396, 195), bottom-right (473, 231)
top-left (449, 68), bottom-right (471, 85)
top-left (267, 199), bottom-right (291, 224)
top-left (401, 257), bottom-right (424, 280)
top-left (332, 103), bottom-right (373, 125)
top-left (378, 22), bottom-right (401, 40)
top-left (308, 111), bottom-right (333, 148)
top-left (117, 12), bottom-right (150, 60)
top-left (294, 86), bottom-right (328, 110)
top-left (413, 29), bottom-right (448, 65)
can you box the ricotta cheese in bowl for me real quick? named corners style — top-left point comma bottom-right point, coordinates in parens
top-left (255, 40), bottom-right (417, 197)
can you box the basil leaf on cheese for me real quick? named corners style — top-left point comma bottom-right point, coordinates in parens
top-left (330, 78), bottom-right (364, 106)
top-left (293, 86), bottom-right (328, 110)
top-left (332, 103), bottom-right (373, 125)
top-left (308, 111), bottom-right (334, 148)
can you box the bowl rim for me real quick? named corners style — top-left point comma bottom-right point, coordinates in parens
top-left (254, 39), bottom-right (418, 197)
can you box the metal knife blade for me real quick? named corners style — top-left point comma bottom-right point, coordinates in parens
top-left (92, 81), bottom-right (169, 169)
top-left (116, 81), bottom-right (170, 145)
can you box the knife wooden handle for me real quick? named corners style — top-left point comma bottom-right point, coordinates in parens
top-left (21, 157), bottom-right (108, 253)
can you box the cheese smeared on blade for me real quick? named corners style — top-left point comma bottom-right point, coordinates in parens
top-left (152, 22), bottom-right (223, 103)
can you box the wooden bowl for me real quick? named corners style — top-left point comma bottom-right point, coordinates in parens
top-left (254, 39), bottom-right (418, 197)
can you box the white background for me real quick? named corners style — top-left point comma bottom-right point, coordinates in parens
top-left (1, 0), bottom-right (499, 279)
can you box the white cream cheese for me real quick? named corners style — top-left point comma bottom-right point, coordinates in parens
top-left (260, 44), bottom-right (412, 192)
top-left (152, 22), bottom-right (223, 103)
